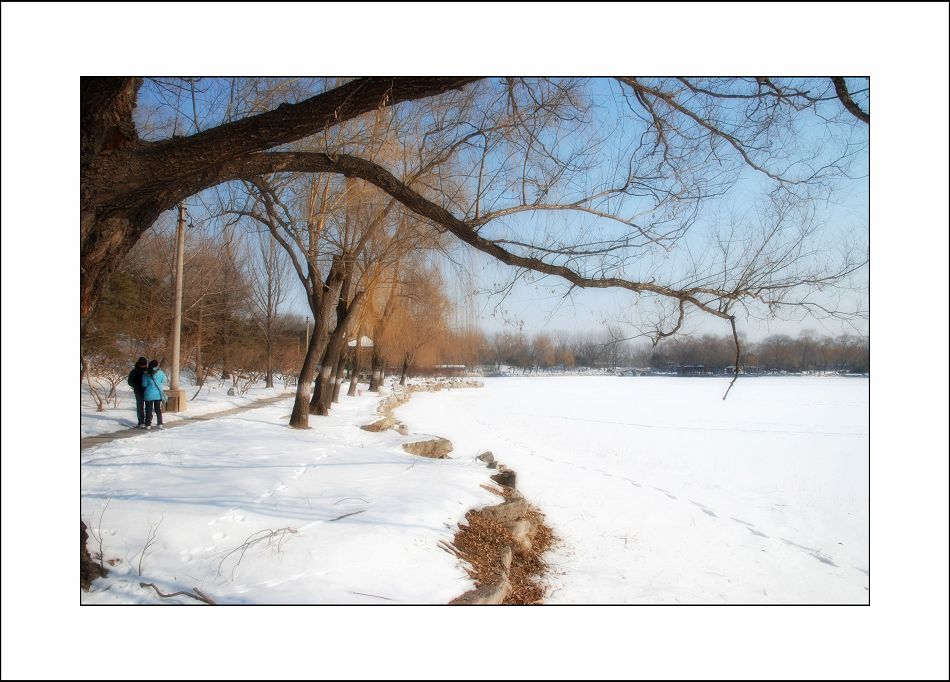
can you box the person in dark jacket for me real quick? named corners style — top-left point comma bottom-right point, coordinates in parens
top-left (142, 359), bottom-right (168, 430)
top-left (127, 357), bottom-right (149, 427)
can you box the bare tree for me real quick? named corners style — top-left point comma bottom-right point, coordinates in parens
top-left (246, 227), bottom-right (289, 388)
top-left (82, 77), bottom-right (868, 399)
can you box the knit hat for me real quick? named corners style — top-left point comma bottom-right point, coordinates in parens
top-left (137, 357), bottom-right (148, 367)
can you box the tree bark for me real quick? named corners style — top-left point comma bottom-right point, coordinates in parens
top-left (369, 350), bottom-right (385, 392)
top-left (332, 351), bottom-right (347, 403)
top-left (289, 262), bottom-right (345, 428)
top-left (347, 343), bottom-right (362, 397)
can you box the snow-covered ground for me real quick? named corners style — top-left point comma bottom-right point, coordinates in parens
top-left (80, 384), bottom-right (498, 604)
top-left (81, 378), bottom-right (297, 437)
top-left (395, 376), bottom-right (870, 604)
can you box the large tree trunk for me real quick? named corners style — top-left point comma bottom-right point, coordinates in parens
top-left (289, 325), bottom-right (322, 428)
top-left (310, 272), bottom-right (365, 415)
top-left (310, 330), bottom-right (348, 415)
top-left (289, 266), bottom-right (345, 428)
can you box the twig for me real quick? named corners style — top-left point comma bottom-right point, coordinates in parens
top-left (349, 591), bottom-right (398, 602)
top-left (327, 509), bottom-right (366, 522)
top-left (137, 515), bottom-right (164, 576)
top-left (437, 540), bottom-right (464, 560)
top-left (216, 527), bottom-right (298, 579)
top-left (140, 582), bottom-right (216, 605)
top-left (90, 498), bottom-right (112, 571)
top-left (333, 497), bottom-right (368, 505)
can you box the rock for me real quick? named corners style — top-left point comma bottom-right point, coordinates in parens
top-left (449, 574), bottom-right (511, 605)
top-left (396, 423), bottom-right (409, 436)
top-left (499, 544), bottom-right (513, 572)
top-left (360, 417), bottom-right (394, 432)
top-left (509, 518), bottom-right (534, 550)
top-left (402, 437), bottom-right (453, 458)
top-left (476, 451), bottom-right (495, 464)
top-left (490, 469), bottom-right (517, 489)
top-left (481, 496), bottom-right (528, 525)
top-left (227, 387), bottom-right (236, 396)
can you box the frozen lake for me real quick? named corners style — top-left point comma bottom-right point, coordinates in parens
top-left (396, 375), bottom-right (870, 603)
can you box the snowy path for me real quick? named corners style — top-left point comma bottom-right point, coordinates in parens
top-left (395, 376), bottom-right (870, 603)
top-left (80, 388), bottom-right (498, 604)
top-left (80, 393), bottom-right (293, 449)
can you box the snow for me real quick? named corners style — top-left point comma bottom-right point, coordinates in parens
top-left (80, 384), bottom-right (498, 604)
top-left (80, 379), bottom-right (296, 437)
top-left (394, 376), bottom-right (870, 603)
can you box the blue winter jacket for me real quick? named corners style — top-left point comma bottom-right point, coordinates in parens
top-left (142, 369), bottom-right (167, 401)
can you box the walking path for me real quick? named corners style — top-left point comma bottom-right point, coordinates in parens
top-left (80, 393), bottom-right (294, 450)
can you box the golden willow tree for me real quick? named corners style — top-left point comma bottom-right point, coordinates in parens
top-left (81, 76), bottom-right (869, 403)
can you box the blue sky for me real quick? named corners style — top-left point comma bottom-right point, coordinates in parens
top-left (141, 77), bottom-right (869, 342)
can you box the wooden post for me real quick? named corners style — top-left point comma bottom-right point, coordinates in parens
top-left (166, 203), bottom-right (188, 411)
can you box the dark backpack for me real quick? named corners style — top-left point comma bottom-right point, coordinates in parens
top-left (127, 368), bottom-right (139, 389)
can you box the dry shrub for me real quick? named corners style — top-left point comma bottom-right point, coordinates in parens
top-left (451, 503), bottom-right (558, 605)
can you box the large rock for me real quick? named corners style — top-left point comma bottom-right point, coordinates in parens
top-left (476, 451), bottom-right (495, 465)
top-left (449, 575), bottom-right (511, 605)
top-left (449, 546), bottom-right (513, 605)
top-left (481, 495), bottom-right (529, 525)
top-left (402, 437), bottom-right (453, 458)
top-left (509, 518), bottom-right (535, 550)
top-left (360, 417), bottom-right (395, 432)
top-left (490, 469), bottom-right (517, 489)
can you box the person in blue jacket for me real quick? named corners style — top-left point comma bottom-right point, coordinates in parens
top-left (142, 359), bottom-right (167, 429)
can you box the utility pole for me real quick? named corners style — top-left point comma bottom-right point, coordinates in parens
top-left (167, 202), bottom-right (188, 411)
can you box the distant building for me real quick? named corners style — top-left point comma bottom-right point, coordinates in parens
top-left (618, 368), bottom-right (650, 377)
top-left (676, 364), bottom-right (706, 376)
top-left (725, 365), bottom-right (761, 375)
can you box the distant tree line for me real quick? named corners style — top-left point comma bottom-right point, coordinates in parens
top-left (474, 329), bottom-right (869, 374)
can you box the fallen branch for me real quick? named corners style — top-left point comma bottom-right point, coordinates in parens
top-left (140, 582), bottom-right (216, 605)
top-left (327, 509), bottom-right (367, 522)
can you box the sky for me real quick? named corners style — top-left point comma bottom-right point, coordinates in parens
top-left (142, 74), bottom-right (870, 344)
top-left (1, 2), bottom-right (948, 680)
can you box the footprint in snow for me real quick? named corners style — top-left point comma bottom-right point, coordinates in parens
top-left (689, 500), bottom-right (719, 518)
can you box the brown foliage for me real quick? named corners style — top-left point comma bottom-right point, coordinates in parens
top-left (452, 504), bottom-right (557, 605)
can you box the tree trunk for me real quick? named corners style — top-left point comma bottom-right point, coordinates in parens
top-left (332, 352), bottom-right (347, 403)
top-left (289, 325), bottom-right (323, 429)
top-left (369, 349), bottom-right (385, 392)
top-left (347, 345), bottom-right (362, 397)
top-left (265, 333), bottom-right (274, 388)
top-left (311, 360), bottom-right (333, 416)
top-left (400, 353), bottom-right (410, 387)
